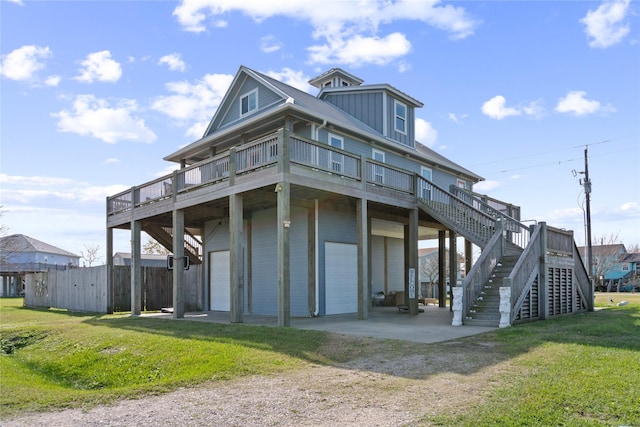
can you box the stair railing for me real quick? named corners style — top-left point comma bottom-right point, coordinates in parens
top-left (449, 185), bottom-right (532, 250)
top-left (460, 222), bottom-right (505, 317)
top-left (416, 176), bottom-right (497, 247)
top-left (506, 224), bottom-right (543, 322)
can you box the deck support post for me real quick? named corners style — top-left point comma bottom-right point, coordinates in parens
top-left (172, 209), bottom-right (185, 319)
top-left (438, 230), bottom-right (446, 308)
top-left (130, 220), bottom-right (142, 316)
top-left (106, 227), bottom-right (114, 314)
top-left (449, 230), bottom-right (457, 309)
top-left (276, 180), bottom-right (291, 327)
top-left (229, 193), bottom-right (244, 323)
top-left (404, 208), bottom-right (419, 315)
top-left (357, 198), bottom-right (369, 320)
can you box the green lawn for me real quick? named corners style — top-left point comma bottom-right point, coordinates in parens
top-left (1, 298), bottom-right (639, 426)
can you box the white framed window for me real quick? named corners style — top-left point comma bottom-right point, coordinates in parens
top-left (372, 149), bottom-right (385, 183)
top-left (457, 179), bottom-right (467, 189)
top-left (328, 133), bottom-right (344, 172)
top-left (420, 167), bottom-right (432, 200)
top-left (240, 89), bottom-right (258, 116)
top-left (394, 100), bottom-right (407, 134)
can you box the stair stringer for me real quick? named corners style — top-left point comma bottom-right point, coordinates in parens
top-left (143, 224), bottom-right (202, 265)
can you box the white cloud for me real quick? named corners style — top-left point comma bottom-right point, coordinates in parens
top-left (473, 180), bottom-right (502, 192)
top-left (448, 113), bottom-right (459, 123)
top-left (158, 53), bottom-right (186, 72)
top-left (151, 73), bottom-right (234, 136)
top-left (522, 99), bottom-right (545, 119)
top-left (481, 95), bottom-right (521, 120)
top-left (261, 35), bottom-right (282, 53)
top-left (308, 32), bottom-right (411, 67)
top-left (103, 158), bottom-right (120, 164)
top-left (45, 75), bottom-right (61, 87)
top-left (580, 0), bottom-right (631, 48)
top-left (172, 0), bottom-right (479, 66)
top-left (266, 68), bottom-right (314, 93)
top-left (555, 91), bottom-right (606, 116)
top-left (415, 118), bottom-right (438, 147)
top-left (52, 94), bottom-right (156, 143)
top-left (0, 45), bottom-right (51, 81)
top-left (6, 0), bottom-right (25, 5)
top-left (75, 51), bottom-right (122, 83)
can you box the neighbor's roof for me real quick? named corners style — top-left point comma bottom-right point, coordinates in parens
top-left (0, 234), bottom-right (79, 258)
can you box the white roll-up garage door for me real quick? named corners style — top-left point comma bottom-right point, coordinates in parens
top-left (210, 250), bottom-right (230, 311)
top-left (325, 242), bottom-right (357, 315)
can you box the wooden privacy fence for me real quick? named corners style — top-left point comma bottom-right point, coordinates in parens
top-left (24, 265), bottom-right (203, 314)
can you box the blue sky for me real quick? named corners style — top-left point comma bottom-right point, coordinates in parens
top-left (1, 0), bottom-right (639, 263)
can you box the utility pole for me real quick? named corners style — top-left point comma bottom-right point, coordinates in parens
top-left (583, 147), bottom-right (593, 281)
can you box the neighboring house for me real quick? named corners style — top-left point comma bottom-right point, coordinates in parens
top-left (0, 234), bottom-right (80, 297)
top-left (113, 252), bottom-right (168, 268)
top-left (106, 66), bottom-right (591, 326)
top-left (578, 244), bottom-right (628, 291)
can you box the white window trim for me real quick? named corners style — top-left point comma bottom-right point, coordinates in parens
top-left (394, 100), bottom-right (407, 135)
top-left (457, 179), bottom-right (467, 189)
top-left (328, 133), bottom-right (344, 172)
top-left (240, 88), bottom-right (258, 116)
top-left (372, 149), bottom-right (385, 183)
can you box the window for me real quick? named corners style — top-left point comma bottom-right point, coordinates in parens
top-left (372, 149), bottom-right (385, 183)
top-left (328, 133), bottom-right (343, 172)
top-left (394, 100), bottom-right (407, 134)
top-left (241, 89), bottom-right (257, 115)
top-left (457, 179), bottom-right (467, 189)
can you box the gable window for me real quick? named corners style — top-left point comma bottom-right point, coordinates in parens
top-left (394, 100), bottom-right (407, 134)
top-left (457, 179), bottom-right (467, 189)
top-left (241, 89), bottom-right (258, 116)
top-left (372, 149), bottom-right (385, 184)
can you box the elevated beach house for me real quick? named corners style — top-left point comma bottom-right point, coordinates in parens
top-left (106, 66), bottom-right (592, 327)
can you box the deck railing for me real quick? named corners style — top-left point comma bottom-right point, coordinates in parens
top-left (176, 153), bottom-right (230, 192)
top-left (236, 132), bottom-right (279, 174)
top-left (290, 134), bottom-right (361, 179)
top-left (365, 160), bottom-right (414, 193)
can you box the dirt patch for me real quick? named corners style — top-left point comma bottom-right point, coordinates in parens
top-left (2, 333), bottom-right (515, 426)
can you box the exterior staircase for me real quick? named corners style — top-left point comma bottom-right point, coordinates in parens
top-left (416, 178), bottom-right (532, 326)
top-left (143, 224), bottom-right (203, 265)
top-left (464, 255), bottom-right (519, 326)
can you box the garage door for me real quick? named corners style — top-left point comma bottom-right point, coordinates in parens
top-left (210, 250), bottom-right (230, 311)
top-left (325, 242), bottom-right (357, 315)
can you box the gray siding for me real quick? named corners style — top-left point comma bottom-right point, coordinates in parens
top-left (324, 92), bottom-right (384, 134)
top-left (250, 206), bottom-right (308, 316)
top-left (214, 77), bottom-right (283, 132)
top-left (386, 238), bottom-right (405, 293)
top-left (371, 235), bottom-right (385, 294)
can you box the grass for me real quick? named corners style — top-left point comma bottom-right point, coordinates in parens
top-left (0, 299), bottom-right (338, 416)
top-left (429, 305), bottom-right (640, 426)
top-left (1, 298), bottom-right (639, 425)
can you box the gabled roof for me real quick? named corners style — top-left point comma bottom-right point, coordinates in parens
top-left (578, 244), bottom-right (627, 258)
top-left (308, 68), bottom-right (364, 88)
top-left (0, 234), bottom-right (79, 258)
top-left (165, 65), bottom-right (482, 182)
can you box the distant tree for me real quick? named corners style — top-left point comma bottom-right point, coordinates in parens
top-left (590, 233), bottom-right (623, 290)
top-left (81, 244), bottom-right (101, 267)
top-left (627, 243), bottom-right (640, 254)
top-left (143, 238), bottom-right (170, 255)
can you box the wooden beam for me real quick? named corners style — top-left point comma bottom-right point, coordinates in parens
top-left (357, 198), bottom-right (369, 320)
top-left (229, 193), bottom-right (244, 323)
top-left (130, 220), bottom-right (142, 316)
top-left (449, 230), bottom-right (457, 309)
top-left (277, 180), bottom-right (291, 327)
top-left (172, 209), bottom-right (185, 318)
top-left (106, 227), bottom-right (114, 314)
top-left (438, 230), bottom-right (446, 308)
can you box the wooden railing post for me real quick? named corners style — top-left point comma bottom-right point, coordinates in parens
top-left (229, 147), bottom-right (237, 185)
top-left (278, 127), bottom-right (290, 174)
top-left (538, 222), bottom-right (549, 320)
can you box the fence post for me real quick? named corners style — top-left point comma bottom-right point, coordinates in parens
top-left (538, 222), bottom-right (548, 320)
